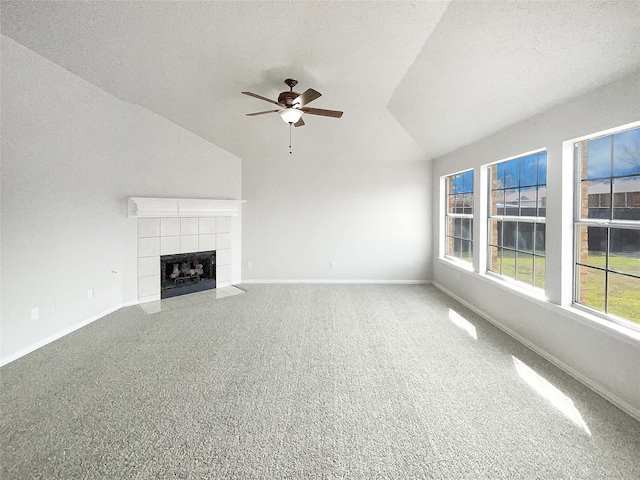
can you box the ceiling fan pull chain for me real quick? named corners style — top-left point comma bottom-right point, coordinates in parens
top-left (289, 123), bottom-right (292, 154)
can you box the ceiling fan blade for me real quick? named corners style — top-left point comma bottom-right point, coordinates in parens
top-left (293, 88), bottom-right (321, 107)
top-left (246, 109), bottom-right (280, 116)
top-left (293, 117), bottom-right (305, 127)
top-left (300, 107), bottom-right (343, 118)
top-left (241, 91), bottom-right (283, 107)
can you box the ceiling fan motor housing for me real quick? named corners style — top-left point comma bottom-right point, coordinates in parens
top-left (278, 91), bottom-right (301, 106)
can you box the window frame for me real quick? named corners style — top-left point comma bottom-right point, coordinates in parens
top-left (486, 149), bottom-right (548, 291)
top-left (443, 169), bottom-right (474, 265)
top-left (573, 125), bottom-right (640, 330)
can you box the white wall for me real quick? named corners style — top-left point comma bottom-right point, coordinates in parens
top-left (0, 36), bottom-right (241, 364)
top-left (431, 70), bottom-right (640, 418)
top-left (242, 156), bottom-right (431, 282)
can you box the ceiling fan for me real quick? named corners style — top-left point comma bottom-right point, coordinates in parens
top-left (242, 78), bottom-right (343, 128)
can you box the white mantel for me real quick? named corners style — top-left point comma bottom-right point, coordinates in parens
top-left (129, 197), bottom-right (245, 218)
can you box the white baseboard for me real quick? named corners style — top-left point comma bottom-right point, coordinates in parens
top-left (1, 300), bottom-right (140, 367)
top-left (241, 279), bottom-right (431, 285)
top-left (432, 281), bottom-right (640, 422)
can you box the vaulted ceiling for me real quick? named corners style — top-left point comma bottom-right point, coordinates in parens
top-left (2, 1), bottom-right (640, 162)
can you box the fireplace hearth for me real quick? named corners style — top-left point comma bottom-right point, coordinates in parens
top-left (160, 251), bottom-right (216, 298)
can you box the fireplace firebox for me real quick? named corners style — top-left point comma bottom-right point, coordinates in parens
top-left (160, 251), bottom-right (216, 298)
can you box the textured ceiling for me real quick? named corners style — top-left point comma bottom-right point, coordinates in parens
top-left (2, 1), bottom-right (639, 162)
top-left (389, 0), bottom-right (640, 159)
top-left (0, 0), bottom-right (447, 161)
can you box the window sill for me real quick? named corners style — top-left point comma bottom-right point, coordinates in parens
top-left (439, 256), bottom-right (474, 272)
top-left (565, 303), bottom-right (640, 341)
top-left (437, 258), bottom-right (640, 345)
top-left (482, 271), bottom-right (548, 301)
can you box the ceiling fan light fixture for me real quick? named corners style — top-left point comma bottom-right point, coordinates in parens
top-left (279, 108), bottom-right (303, 124)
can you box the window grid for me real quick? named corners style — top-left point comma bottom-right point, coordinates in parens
top-left (574, 126), bottom-right (640, 325)
top-left (444, 170), bottom-right (474, 264)
top-left (488, 151), bottom-right (547, 289)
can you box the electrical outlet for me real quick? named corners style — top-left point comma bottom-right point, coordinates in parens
top-left (31, 307), bottom-right (39, 321)
top-left (330, 260), bottom-right (336, 268)
top-left (407, 261), bottom-right (413, 268)
top-left (247, 261), bottom-right (252, 268)
top-left (87, 289), bottom-right (94, 299)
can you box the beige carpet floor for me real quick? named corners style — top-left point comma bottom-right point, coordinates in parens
top-left (2, 284), bottom-right (639, 479)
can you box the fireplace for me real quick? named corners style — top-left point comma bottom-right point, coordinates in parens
top-left (160, 251), bottom-right (216, 298)
top-left (131, 198), bottom-right (244, 303)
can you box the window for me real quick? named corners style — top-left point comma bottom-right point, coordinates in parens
top-left (444, 170), bottom-right (474, 263)
top-left (575, 126), bottom-right (640, 325)
top-left (488, 151), bottom-right (547, 288)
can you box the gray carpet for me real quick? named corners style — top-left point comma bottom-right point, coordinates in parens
top-left (2, 284), bottom-right (639, 479)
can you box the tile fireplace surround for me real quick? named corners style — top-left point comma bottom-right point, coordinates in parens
top-left (129, 197), bottom-right (243, 304)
